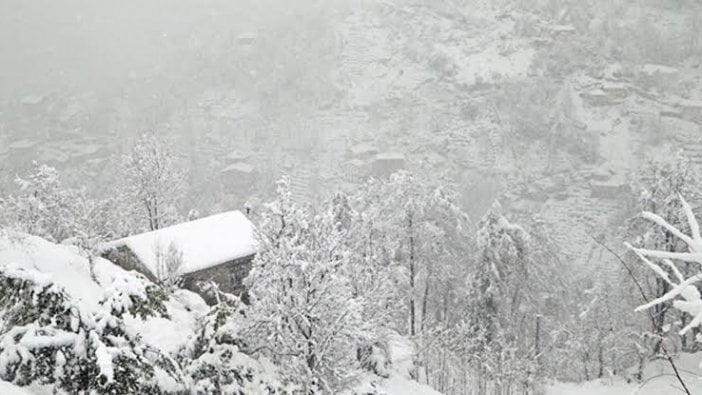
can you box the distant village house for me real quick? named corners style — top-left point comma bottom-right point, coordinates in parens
top-left (101, 211), bottom-right (257, 304)
top-left (373, 152), bottom-right (406, 177)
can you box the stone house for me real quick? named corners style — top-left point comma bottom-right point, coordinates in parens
top-left (101, 211), bottom-right (257, 304)
top-left (220, 162), bottom-right (256, 199)
top-left (678, 99), bottom-right (702, 124)
top-left (579, 88), bottom-right (609, 106)
top-left (372, 152), bottom-right (406, 177)
top-left (590, 180), bottom-right (630, 199)
top-left (637, 64), bottom-right (679, 91)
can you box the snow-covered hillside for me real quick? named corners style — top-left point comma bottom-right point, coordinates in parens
top-left (0, 231), bottom-right (210, 392)
top-left (0, 231), bottom-right (209, 352)
top-left (0, 379), bottom-right (39, 395)
top-left (0, 231), bottom-right (439, 394)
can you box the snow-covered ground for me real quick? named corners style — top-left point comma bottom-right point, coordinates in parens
top-left (0, 379), bottom-right (42, 395)
top-left (0, 231), bottom-right (209, 372)
top-left (547, 380), bottom-right (636, 395)
top-left (0, 233), bottom-right (115, 312)
top-left (352, 335), bottom-right (443, 395)
top-left (122, 288), bottom-right (209, 354)
top-left (547, 353), bottom-right (702, 395)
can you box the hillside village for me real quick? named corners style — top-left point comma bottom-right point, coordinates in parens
top-left (2, 1), bottom-right (701, 264)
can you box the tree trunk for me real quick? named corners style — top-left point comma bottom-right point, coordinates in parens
top-left (153, 196), bottom-right (160, 230)
top-left (409, 213), bottom-right (416, 337)
top-left (535, 315), bottom-right (541, 373)
top-left (88, 254), bottom-right (97, 282)
top-left (421, 278), bottom-right (430, 333)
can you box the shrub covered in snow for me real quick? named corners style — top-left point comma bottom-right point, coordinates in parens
top-left (0, 263), bottom-right (185, 394)
top-left (182, 295), bottom-right (287, 394)
top-left (102, 271), bottom-right (170, 320)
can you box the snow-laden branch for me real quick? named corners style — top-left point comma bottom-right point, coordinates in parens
top-left (663, 258), bottom-right (685, 282)
top-left (680, 194), bottom-right (702, 246)
top-left (634, 274), bottom-right (702, 314)
top-left (625, 243), bottom-right (673, 286)
top-left (641, 211), bottom-right (695, 249)
top-left (627, 195), bottom-right (702, 337)
top-left (624, 245), bottom-right (702, 266)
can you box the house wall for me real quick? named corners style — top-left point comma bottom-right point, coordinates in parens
top-left (590, 182), bottom-right (629, 199)
top-left (103, 245), bottom-right (255, 305)
top-left (102, 244), bottom-right (158, 282)
top-left (681, 104), bottom-right (702, 124)
top-left (181, 254), bottom-right (255, 304)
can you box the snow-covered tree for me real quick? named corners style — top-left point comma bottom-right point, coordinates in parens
top-left (0, 163), bottom-right (127, 245)
top-left (121, 132), bottom-right (185, 232)
top-left (153, 241), bottom-right (184, 292)
top-left (348, 172), bottom-right (474, 390)
top-left (553, 266), bottom-right (643, 382)
top-left (243, 178), bottom-right (373, 393)
top-left (626, 156), bottom-right (701, 352)
top-left (0, 164), bottom-right (132, 279)
top-left (351, 172), bottom-right (471, 339)
top-left (456, 202), bottom-right (574, 393)
top-left (71, 195), bottom-right (120, 281)
top-left (547, 156), bottom-right (702, 384)
top-left (623, 193), bottom-right (702, 395)
top-left (627, 194), bottom-right (702, 349)
top-left (463, 204), bottom-right (536, 392)
top-left (341, 186), bottom-right (405, 335)
top-left (474, 202), bottom-right (529, 319)
top-left (1, 163), bottom-right (78, 242)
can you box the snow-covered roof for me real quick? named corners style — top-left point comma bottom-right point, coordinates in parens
top-left (640, 64), bottom-right (678, 75)
top-left (226, 150), bottom-right (250, 161)
top-left (376, 152), bottom-right (406, 161)
top-left (550, 24), bottom-right (575, 33)
top-left (350, 143), bottom-right (379, 156)
top-left (237, 33), bottom-right (257, 47)
top-left (237, 32), bottom-right (257, 41)
top-left (105, 211), bottom-right (257, 277)
top-left (346, 158), bottom-right (367, 167)
top-left (20, 93), bottom-right (47, 105)
top-left (222, 162), bottom-right (255, 174)
top-left (583, 88), bottom-right (606, 97)
top-left (678, 99), bottom-right (702, 108)
top-left (601, 82), bottom-right (627, 90)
